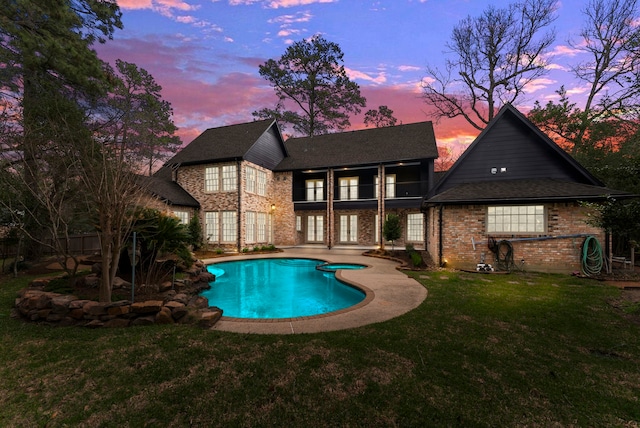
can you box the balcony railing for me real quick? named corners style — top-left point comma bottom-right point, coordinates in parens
top-left (293, 180), bottom-right (426, 202)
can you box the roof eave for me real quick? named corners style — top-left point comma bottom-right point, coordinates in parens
top-left (424, 193), bottom-right (635, 207)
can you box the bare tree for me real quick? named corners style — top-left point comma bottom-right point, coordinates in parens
top-left (422, 0), bottom-right (557, 130)
top-left (434, 145), bottom-right (461, 172)
top-left (530, 0), bottom-right (640, 154)
top-left (78, 139), bottom-right (146, 302)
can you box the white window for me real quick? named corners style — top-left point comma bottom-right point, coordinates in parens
top-left (256, 170), bottom-right (267, 196)
top-left (306, 179), bottom-right (324, 201)
top-left (257, 212), bottom-right (267, 242)
top-left (222, 211), bottom-right (236, 242)
top-left (173, 210), bottom-right (189, 224)
top-left (374, 174), bottom-right (396, 198)
top-left (246, 212), bottom-right (256, 244)
top-left (487, 205), bottom-right (545, 233)
top-left (205, 211), bottom-right (219, 242)
top-left (339, 177), bottom-right (358, 200)
top-left (205, 167), bottom-right (219, 192)
top-left (339, 214), bottom-right (358, 243)
top-left (246, 167), bottom-right (256, 193)
top-left (406, 213), bottom-right (424, 242)
top-left (307, 215), bottom-right (324, 242)
top-left (205, 165), bottom-right (237, 192)
top-left (296, 215), bottom-right (302, 232)
top-left (222, 165), bottom-right (237, 191)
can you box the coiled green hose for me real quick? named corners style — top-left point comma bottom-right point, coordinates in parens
top-left (582, 236), bottom-right (603, 276)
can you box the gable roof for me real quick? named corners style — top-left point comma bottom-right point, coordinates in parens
top-left (275, 121), bottom-right (438, 171)
top-left (426, 104), bottom-right (633, 204)
top-left (161, 119), bottom-right (286, 168)
top-left (152, 118), bottom-right (288, 196)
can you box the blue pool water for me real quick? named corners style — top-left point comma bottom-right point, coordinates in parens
top-left (201, 258), bottom-right (366, 319)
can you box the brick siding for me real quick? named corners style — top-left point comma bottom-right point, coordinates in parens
top-left (427, 202), bottom-right (605, 273)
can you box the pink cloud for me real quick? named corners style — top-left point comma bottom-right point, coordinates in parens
top-left (398, 65), bottom-right (420, 72)
top-left (266, 0), bottom-right (337, 8)
top-left (97, 35), bottom-right (481, 155)
top-left (268, 12), bottom-right (313, 24)
top-left (117, 0), bottom-right (197, 12)
top-left (345, 67), bottom-right (387, 85)
top-left (523, 77), bottom-right (556, 93)
top-left (116, 0), bottom-right (152, 9)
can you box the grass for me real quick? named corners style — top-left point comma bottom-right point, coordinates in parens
top-left (1, 270), bottom-right (639, 427)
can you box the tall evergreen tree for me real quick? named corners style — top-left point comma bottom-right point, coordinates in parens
top-left (253, 35), bottom-right (366, 137)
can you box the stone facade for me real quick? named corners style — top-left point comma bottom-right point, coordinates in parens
top-left (426, 202), bottom-right (605, 273)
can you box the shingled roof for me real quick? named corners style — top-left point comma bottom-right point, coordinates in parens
top-left (138, 176), bottom-right (200, 208)
top-left (162, 119), bottom-right (280, 167)
top-left (150, 119), bottom-right (285, 203)
top-left (275, 121), bottom-right (438, 171)
top-left (425, 178), bottom-right (633, 205)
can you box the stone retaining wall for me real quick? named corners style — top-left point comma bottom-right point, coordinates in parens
top-left (11, 266), bottom-right (222, 329)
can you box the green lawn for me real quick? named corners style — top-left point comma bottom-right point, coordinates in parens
top-left (1, 270), bottom-right (639, 427)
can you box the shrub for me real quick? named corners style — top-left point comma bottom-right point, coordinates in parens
top-left (44, 277), bottom-right (75, 294)
top-left (187, 215), bottom-right (203, 250)
top-left (254, 246), bottom-right (260, 252)
top-left (410, 251), bottom-right (423, 268)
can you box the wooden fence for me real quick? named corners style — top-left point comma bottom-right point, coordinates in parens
top-left (0, 234), bottom-right (101, 260)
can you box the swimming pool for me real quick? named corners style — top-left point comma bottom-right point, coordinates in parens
top-left (201, 258), bottom-right (366, 319)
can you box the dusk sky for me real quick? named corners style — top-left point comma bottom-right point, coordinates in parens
top-left (97, 0), bottom-right (592, 154)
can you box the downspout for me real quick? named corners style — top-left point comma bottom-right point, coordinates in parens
top-left (438, 205), bottom-right (444, 267)
top-left (237, 159), bottom-right (242, 252)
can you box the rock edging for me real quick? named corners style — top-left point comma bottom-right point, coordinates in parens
top-left (11, 264), bottom-right (222, 329)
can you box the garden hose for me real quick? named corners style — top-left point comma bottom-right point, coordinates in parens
top-left (581, 236), bottom-right (603, 276)
top-left (495, 240), bottom-right (514, 271)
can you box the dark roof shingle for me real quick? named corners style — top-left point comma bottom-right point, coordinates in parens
top-left (139, 176), bottom-right (200, 208)
top-left (164, 119), bottom-right (277, 166)
top-left (275, 121), bottom-right (437, 170)
top-left (425, 178), bottom-right (634, 205)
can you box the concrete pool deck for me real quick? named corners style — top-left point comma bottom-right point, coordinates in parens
top-left (202, 247), bottom-right (428, 334)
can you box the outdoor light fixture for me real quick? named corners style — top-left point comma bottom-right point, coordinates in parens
top-left (271, 204), bottom-right (276, 211)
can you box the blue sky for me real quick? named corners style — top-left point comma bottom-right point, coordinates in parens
top-left (98, 0), bottom-right (589, 152)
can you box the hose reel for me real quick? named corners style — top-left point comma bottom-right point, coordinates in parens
top-left (488, 237), bottom-right (515, 271)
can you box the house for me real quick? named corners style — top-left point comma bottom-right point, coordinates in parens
top-left (151, 119), bottom-right (438, 252)
top-left (148, 104), bottom-right (631, 273)
top-left (422, 104), bottom-right (632, 273)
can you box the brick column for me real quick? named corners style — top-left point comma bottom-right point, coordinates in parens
top-left (326, 168), bottom-right (334, 248)
top-left (378, 164), bottom-right (385, 249)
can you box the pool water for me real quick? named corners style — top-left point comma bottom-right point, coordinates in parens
top-left (201, 258), bottom-right (366, 319)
